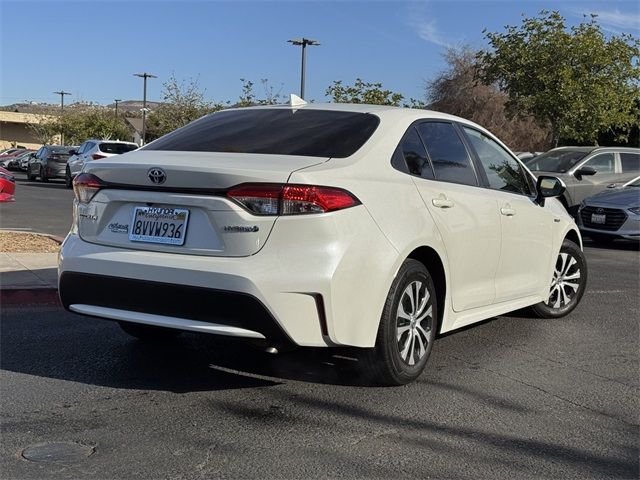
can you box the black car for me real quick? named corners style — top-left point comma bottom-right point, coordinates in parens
top-left (27, 145), bottom-right (76, 182)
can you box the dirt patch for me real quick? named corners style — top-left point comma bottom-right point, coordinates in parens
top-left (0, 232), bottom-right (60, 253)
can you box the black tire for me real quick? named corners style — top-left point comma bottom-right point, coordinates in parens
top-left (118, 322), bottom-right (181, 342)
top-left (531, 239), bottom-right (587, 319)
top-left (65, 168), bottom-right (73, 189)
top-left (360, 259), bottom-right (437, 386)
top-left (588, 234), bottom-right (615, 246)
top-left (27, 166), bottom-right (36, 181)
top-left (40, 166), bottom-right (48, 183)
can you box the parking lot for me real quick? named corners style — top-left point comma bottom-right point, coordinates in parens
top-left (1, 170), bottom-right (638, 479)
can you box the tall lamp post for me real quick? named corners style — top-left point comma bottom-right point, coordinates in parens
top-left (114, 99), bottom-right (122, 119)
top-left (287, 38), bottom-right (320, 100)
top-left (133, 72), bottom-right (157, 145)
top-left (54, 90), bottom-right (71, 145)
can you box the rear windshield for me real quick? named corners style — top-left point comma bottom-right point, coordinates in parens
top-left (144, 109), bottom-right (380, 158)
top-left (50, 147), bottom-right (74, 155)
top-left (99, 143), bottom-right (138, 155)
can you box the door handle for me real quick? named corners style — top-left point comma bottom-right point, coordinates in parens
top-left (500, 207), bottom-right (516, 216)
top-left (432, 198), bottom-right (454, 209)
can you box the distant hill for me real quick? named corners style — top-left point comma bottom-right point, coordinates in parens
top-left (1, 100), bottom-right (163, 115)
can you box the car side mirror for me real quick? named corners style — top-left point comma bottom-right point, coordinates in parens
top-left (574, 166), bottom-right (597, 180)
top-left (535, 175), bottom-right (566, 207)
top-left (69, 150), bottom-right (77, 156)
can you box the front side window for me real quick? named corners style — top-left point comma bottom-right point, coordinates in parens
top-left (416, 122), bottom-right (477, 186)
top-left (583, 153), bottom-right (615, 173)
top-left (620, 153), bottom-right (640, 173)
top-left (144, 109), bottom-right (380, 159)
top-left (391, 127), bottom-right (433, 179)
top-left (463, 127), bottom-right (531, 195)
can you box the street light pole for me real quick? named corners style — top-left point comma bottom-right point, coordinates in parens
top-left (54, 90), bottom-right (71, 145)
top-left (133, 73), bottom-right (157, 145)
top-left (114, 99), bottom-right (122, 119)
top-left (287, 38), bottom-right (320, 100)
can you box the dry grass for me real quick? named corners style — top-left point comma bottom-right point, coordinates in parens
top-left (0, 232), bottom-right (60, 253)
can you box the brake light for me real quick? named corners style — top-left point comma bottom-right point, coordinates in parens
top-left (227, 184), bottom-right (359, 215)
top-left (73, 173), bottom-right (104, 203)
top-left (92, 154), bottom-right (107, 160)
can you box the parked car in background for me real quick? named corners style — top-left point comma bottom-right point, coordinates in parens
top-left (20, 152), bottom-right (35, 171)
top-left (27, 145), bottom-right (76, 182)
top-left (515, 151), bottom-right (542, 162)
top-left (525, 146), bottom-right (640, 214)
top-left (0, 149), bottom-right (27, 169)
top-left (0, 166), bottom-right (16, 202)
top-left (66, 140), bottom-right (138, 188)
top-left (0, 148), bottom-right (25, 157)
top-left (4, 150), bottom-right (34, 170)
top-left (60, 103), bottom-right (586, 386)
top-left (577, 176), bottom-right (640, 244)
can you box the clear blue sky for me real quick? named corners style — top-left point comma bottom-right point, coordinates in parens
top-left (1, 0), bottom-right (638, 106)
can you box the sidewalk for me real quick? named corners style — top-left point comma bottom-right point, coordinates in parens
top-left (0, 252), bottom-right (59, 305)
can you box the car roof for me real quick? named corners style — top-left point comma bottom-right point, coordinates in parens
top-left (83, 139), bottom-right (138, 144)
top-left (546, 146), bottom-right (640, 153)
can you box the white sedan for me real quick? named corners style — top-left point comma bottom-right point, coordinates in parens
top-left (59, 100), bottom-right (586, 385)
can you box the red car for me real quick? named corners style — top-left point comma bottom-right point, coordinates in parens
top-left (0, 166), bottom-right (16, 202)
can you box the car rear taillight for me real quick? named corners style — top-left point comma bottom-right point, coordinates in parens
top-left (92, 154), bottom-right (107, 160)
top-left (73, 173), bottom-right (104, 203)
top-left (226, 184), bottom-right (360, 216)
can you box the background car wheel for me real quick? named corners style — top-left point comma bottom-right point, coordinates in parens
top-left (39, 167), bottom-right (49, 183)
top-left (118, 322), bottom-right (181, 342)
top-left (26, 169), bottom-right (36, 181)
top-left (531, 239), bottom-right (587, 319)
top-left (65, 168), bottom-right (73, 188)
top-left (360, 259), bottom-right (437, 386)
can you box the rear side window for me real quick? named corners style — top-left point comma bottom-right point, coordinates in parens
top-left (144, 109), bottom-right (380, 158)
top-left (463, 127), bottom-right (531, 195)
top-left (391, 127), bottom-right (434, 179)
top-left (620, 153), bottom-right (640, 172)
top-left (416, 122), bottom-right (477, 186)
top-left (99, 143), bottom-right (138, 155)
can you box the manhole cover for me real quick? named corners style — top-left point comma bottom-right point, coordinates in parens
top-left (22, 442), bottom-right (94, 463)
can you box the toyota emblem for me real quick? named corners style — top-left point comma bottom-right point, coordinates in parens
top-left (148, 168), bottom-right (166, 185)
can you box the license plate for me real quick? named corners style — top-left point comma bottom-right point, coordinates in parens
top-left (591, 213), bottom-right (606, 224)
top-left (129, 206), bottom-right (189, 245)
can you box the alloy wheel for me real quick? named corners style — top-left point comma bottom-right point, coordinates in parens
top-left (546, 252), bottom-right (581, 309)
top-left (396, 280), bottom-right (433, 366)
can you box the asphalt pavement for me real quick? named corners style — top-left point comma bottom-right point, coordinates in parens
top-left (1, 242), bottom-right (638, 479)
top-left (0, 171), bottom-right (74, 238)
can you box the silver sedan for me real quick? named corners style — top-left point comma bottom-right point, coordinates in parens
top-left (577, 176), bottom-right (640, 244)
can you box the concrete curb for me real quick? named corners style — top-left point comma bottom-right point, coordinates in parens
top-left (1, 230), bottom-right (62, 306)
top-left (1, 287), bottom-right (60, 306)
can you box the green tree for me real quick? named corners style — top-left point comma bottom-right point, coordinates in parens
top-left (477, 11), bottom-right (640, 147)
top-left (59, 106), bottom-right (131, 145)
top-left (146, 74), bottom-right (224, 141)
top-left (428, 45), bottom-right (551, 150)
top-left (326, 78), bottom-right (404, 106)
top-left (237, 78), bottom-right (284, 106)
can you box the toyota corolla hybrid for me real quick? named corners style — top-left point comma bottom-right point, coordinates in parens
top-left (59, 100), bottom-right (587, 385)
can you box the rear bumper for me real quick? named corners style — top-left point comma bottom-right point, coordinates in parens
top-left (58, 206), bottom-right (398, 348)
top-left (60, 271), bottom-right (295, 348)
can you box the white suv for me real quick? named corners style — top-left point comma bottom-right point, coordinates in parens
top-left (59, 103), bottom-right (586, 385)
top-left (66, 140), bottom-right (138, 188)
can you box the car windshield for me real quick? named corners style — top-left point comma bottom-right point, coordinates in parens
top-left (99, 143), bottom-right (138, 155)
top-left (525, 150), bottom-right (589, 172)
top-left (144, 109), bottom-right (381, 158)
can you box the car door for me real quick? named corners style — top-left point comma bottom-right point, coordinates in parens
top-left (461, 126), bottom-right (553, 302)
top-left (30, 147), bottom-right (45, 175)
top-left (407, 121), bottom-right (501, 312)
top-left (68, 142), bottom-right (86, 175)
top-left (569, 152), bottom-right (618, 205)
top-left (78, 142), bottom-right (93, 173)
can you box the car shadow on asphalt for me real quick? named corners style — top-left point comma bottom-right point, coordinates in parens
top-left (582, 239), bottom-right (640, 251)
